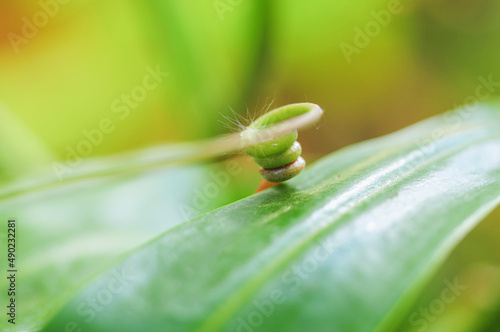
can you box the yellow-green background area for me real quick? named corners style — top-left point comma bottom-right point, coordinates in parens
top-left (1, 1), bottom-right (500, 331)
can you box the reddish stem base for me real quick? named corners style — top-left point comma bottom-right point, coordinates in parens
top-left (255, 179), bottom-right (280, 193)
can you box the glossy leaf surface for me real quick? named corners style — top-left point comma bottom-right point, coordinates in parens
top-left (41, 104), bottom-right (500, 332)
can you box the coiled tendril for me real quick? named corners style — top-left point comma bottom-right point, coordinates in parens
top-left (241, 103), bottom-right (323, 183)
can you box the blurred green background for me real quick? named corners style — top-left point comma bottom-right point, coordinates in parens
top-left (2, 0), bottom-right (500, 180)
top-left (1, 0), bottom-right (500, 331)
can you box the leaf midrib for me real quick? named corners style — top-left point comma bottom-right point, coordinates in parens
top-left (196, 126), bottom-right (500, 332)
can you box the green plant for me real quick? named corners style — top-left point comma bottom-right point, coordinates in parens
top-left (1, 103), bottom-right (499, 332)
top-left (241, 103), bottom-right (323, 182)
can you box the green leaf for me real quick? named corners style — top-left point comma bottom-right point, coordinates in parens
top-left (41, 103), bottom-right (500, 331)
top-left (0, 161), bottom-right (234, 332)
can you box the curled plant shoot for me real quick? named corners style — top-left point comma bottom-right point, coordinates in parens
top-left (0, 103), bottom-right (322, 200)
top-left (240, 103), bottom-right (323, 190)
